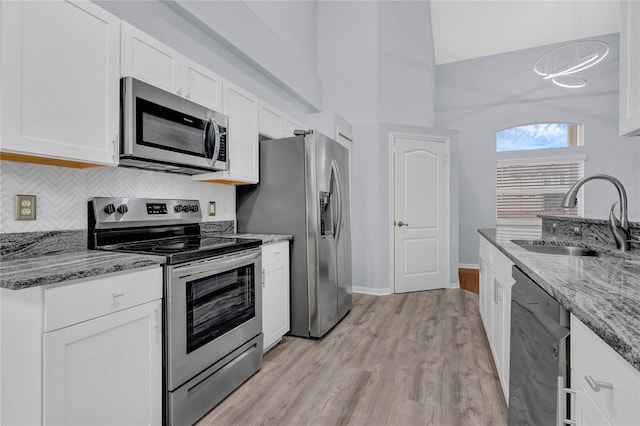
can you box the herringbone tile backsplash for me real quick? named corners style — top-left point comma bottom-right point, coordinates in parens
top-left (0, 162), bottom-right (235, 233)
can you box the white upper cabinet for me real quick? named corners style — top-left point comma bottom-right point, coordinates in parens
top-left (259, 101), bottom-right (285, 139)
top-left (258, 101), bottom-right (306, 140)
top-left (121, 21), bottom-right (181, 95)
top-left (283, 117), bottom-right (304, 138)
top-left (620, 0), bottom-right (640, 136)
top-left (121, 21), bottom-right (222, 111)
top-left (0, 0), bottom-right (120, 166)
top-left (194, 80), bottom-right (259, 184)
top-left (181, 60), bottom-right (222, 111)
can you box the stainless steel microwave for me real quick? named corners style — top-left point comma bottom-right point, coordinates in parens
top-left (120, 77), bottom-right (229, 175)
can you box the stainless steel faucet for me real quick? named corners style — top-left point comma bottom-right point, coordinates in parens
top-left (561, 174), bottom-right (631, 251)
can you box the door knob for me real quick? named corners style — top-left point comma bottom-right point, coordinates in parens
top-left (397, 221), bottom-right (408, 227)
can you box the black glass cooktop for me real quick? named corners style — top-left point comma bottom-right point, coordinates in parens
top-left (107, 236), bottom-right (262, 264)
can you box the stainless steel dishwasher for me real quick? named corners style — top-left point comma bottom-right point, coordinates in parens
top-left (509, 266), bottom-right (570, 426)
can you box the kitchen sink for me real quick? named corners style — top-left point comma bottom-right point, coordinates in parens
top-left (512, 241), bottom-right (602, 257)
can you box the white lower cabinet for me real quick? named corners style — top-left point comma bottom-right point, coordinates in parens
top-left (261, 241), bottom-right (290, 352)
top-left (479, 234), bottom-right (514, 402)
top-left (43, 300), bottom-right (162, 426)
top-left (0, 267), bottom-right (163, 426)
top-left (568, 314), bottom-right (640, 426)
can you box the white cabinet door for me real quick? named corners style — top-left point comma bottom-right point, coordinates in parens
top-left (262, 242), bottom-right (290, 352)
top-left (222, 80), bottom-right (259, 183)
top-left (43, 299), bottom-right (162, 426)
top-left (121, 21), bottom-right (181, 95)
top-left (258, 101), bottom-right (285, 139)
top-left (194, 80), bottom-right (259, 184)
top-left (572, 370), bottom-right (612, 426)
top-left (283, 117), bottom-right (304, 138)
top-left (571, 314), bottom-right (640, 425)
top-left (501, 281), bottom-right (512, 401)
top-left (620, 0), bottom-right (640, 137)
top-left (478, 235), bottom-right (514, 403)
top-left (491, 275), bottom-right (506, 384)
top-left (181, 60), bottom-right (222, 111)
top-left (0, 0), bottom-right (119, 166)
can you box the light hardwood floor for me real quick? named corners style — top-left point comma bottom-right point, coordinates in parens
top-left (197, 290), bottom-right (508, 426)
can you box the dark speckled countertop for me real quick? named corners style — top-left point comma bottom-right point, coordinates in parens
top-left (0, 250), bottom-right (165, 290)
top-left (0, 230), bottom-right (165, 290)
top-left (203, 232), bottom-right (293, 245)
top-left (479, 227), bottom-right (640, 372)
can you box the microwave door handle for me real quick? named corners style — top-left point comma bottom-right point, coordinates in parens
top-left (203, 118), bottom-right (221, 166)
top-left (203, 120), bottom-right (214, 161)
top-left (210, 117), bottom-right (221, 165)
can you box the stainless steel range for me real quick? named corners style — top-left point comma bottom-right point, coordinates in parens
top-left (89, 197), bottom-right (263, 426)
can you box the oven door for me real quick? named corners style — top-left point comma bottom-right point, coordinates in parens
top-left (166, 248), bottom-right (261, 391)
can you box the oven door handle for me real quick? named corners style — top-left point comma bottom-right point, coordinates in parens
top-left (171, 250), bottom-right (261, 280)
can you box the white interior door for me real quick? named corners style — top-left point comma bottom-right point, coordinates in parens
top-left (393, 135), bottom-right (448, 293)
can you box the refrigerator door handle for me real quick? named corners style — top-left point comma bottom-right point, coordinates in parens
top-left (332, 160), bottom-right (344, 243)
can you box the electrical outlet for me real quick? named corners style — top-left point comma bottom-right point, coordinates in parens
top-left (208, 201), bottom-right (216, 216)
top-left (16, 195), bottom-right (36, 220)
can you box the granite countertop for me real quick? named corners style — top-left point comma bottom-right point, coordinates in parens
top-left (206, 232), bottom-right (293, 245)
top-left (0, 250), bottom-right (166, 290)
top-left (479, 227), bottom-right (640, 371)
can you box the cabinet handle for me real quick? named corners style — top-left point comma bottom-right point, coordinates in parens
top-left (584, 375), bottom-right (613, 392)
top-left (262, 269), bottom-right (265, 288)
top-left (493, 279), bottom-right (502, 303)
top-left (557, 376), bottom-right (577, 426)
top-left (112, 292), bottom-right (125, 298)
top-left (112, 134), bottom-right (119, 162)
top-left (274, 251), bottom-right (281, 255)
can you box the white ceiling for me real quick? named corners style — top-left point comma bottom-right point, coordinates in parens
top-left (430, 0), bottom-right (621, 65)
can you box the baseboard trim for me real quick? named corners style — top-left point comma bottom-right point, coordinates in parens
top-left (458, 263), bottom-right (479, 270)
top-left (352, 286), bottom-right (393, 296)
top-left (449, 281), bottom-right (460, 289)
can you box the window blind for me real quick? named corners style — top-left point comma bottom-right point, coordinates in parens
top-left (496, 158), bottom-right (584, 224)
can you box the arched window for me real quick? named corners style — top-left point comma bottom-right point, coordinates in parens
top-left (496, 123), bottom-right (581, 152)
top-left (496, 123), bottom-right (585, 225)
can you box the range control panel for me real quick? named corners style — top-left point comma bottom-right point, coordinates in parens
top-left (91, 197), bottom-right (202, 228)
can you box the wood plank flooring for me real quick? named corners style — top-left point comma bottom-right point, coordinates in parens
top-left (197, 290), bottom-right (507, 426)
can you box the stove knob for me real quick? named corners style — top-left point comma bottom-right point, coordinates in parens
top-left (190, 205), bottom-right (199, 212)
top-left (117, 204), bottom-right (128, 214)
top-left (103, 204), bottom-right (116, 215)
top-left (174, 205), bottom-right (183, 213)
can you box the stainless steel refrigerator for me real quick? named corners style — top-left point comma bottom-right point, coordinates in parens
top-left (236, 130), bottom-right (352, 338)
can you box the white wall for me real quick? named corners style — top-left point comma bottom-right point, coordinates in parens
top-left (95, 0), bottom-right (318, 118)
top-left (436, 33), bottom-right (640, 265)
top-left (317, 1), bottom-right (379, 126)
top-left (378, 1), bottom-right (435, 125)
top-left (317, 1), bottom-right (441, 290)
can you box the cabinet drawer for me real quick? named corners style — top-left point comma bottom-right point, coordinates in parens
top-left (44, 267), bottom-right (162, 332)
top-left (571, 316), bottom-right (640, 425)
top-left (479, 236), bottom-right (492, 263)
top-left (492, 247), bottom-right (514, 285)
